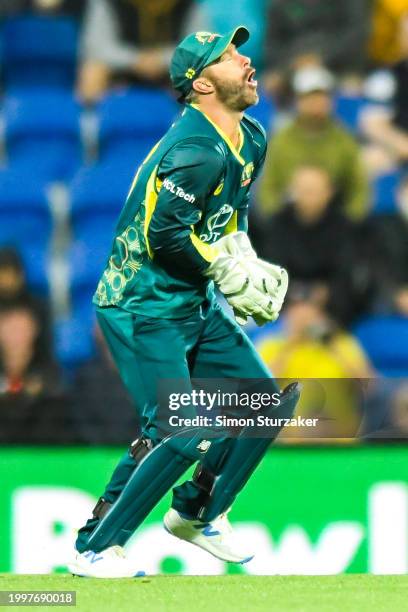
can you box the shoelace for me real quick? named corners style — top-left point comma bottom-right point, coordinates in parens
top-left (212, 512), bottom-right (233, 535)
top-left (110, 546), bottom-right (126, 559)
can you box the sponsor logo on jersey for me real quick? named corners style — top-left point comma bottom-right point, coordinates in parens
top-left (241, 162), bottom-right (254, 187)
top-left (200, 203), bottom-right (234, 242)
top-left (162, 178), bottom-right (196, 203)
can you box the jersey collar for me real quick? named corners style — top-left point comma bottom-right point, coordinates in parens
top-left (189, 104), bottom-right (245, 166)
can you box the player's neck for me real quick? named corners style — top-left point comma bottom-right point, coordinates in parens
top-left (195, 99), bottom-right (243, 149)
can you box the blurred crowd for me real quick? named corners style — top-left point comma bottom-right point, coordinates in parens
top-left (0, 0), bottom-right (407, 444)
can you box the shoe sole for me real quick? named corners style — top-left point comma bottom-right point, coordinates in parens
top-left (68, 563), bottom-right (145, 579)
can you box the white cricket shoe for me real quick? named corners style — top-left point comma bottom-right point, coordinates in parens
top-left (68, 545), bottom-right (145, 578)
top-left (163, 508), bottom-right (254, 564)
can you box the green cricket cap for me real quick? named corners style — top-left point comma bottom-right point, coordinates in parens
top-left (170, 27), bottom-right (250, 98)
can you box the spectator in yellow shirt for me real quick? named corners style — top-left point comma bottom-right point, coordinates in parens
top-left (257, 286), bottom-right (373, 439)
top-left (368, 0), bottom-right (408, 66)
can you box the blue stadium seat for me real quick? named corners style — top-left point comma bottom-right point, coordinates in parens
top-left (334, 94), bottom-right (368, 133)
top-left (0, 170), bottom-right (51, 293)
top-left (98, 88), bottom-right (177, 160)
top-left (69, 158), bottom-right (143, 340)
top-left (19, 244), bottom-right (49, 295)
top-left (4, 90), bottom-right (82, 180)
top-left (371, 170), bottom-right (402, 214)
top-left (66, 241), bottom-right (105, 367)
top-left (70, 161), bottom-right (136, 244)
top-left (54, 315), bottom-right (95, 369)
top-left (0, 169), bottom-right (52, 244)
top-left (246, 89), bottom-right (276, 133)
top-left (68, 241), bottom-right (107, 304)
top-left (100, 138), bottom-right (162, 170)
top-left (69, 160), bottom-right (134, 322)
top-left (353, 315), bottom-right (408, 376)
top-left (2, 16), bottom-right (78, 90)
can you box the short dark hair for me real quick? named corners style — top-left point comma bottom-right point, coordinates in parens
top-left (0, 247), bottom-right (24, 273)
top-left (184, 89), bottom-right (199, 104)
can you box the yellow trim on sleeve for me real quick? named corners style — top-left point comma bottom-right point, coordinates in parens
top-left (126, 166), bottom-right (142, 203)
top-left (126, 138), bottom-right (163, 203)
top-left (143, 138), bottom-right (163, 165)
top-left (190, 233), bottom-right (218, 263)
top-left (190, 104), bottom-right (245, 166)
top-left (224, 210), bottom-right (238, 234)
top-left (143, 165), bottom-right (160, 259)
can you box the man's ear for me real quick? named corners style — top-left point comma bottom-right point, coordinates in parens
top-left (192, 78), bottom-right (214, 95)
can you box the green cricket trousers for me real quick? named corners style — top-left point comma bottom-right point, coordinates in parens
top-left (76, 299), bottom-right (277, 551)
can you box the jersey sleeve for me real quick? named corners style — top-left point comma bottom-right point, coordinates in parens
top-left (146, 137), bottom-right (225, 277)
top-left (237, 134), bottom-right (267, 233)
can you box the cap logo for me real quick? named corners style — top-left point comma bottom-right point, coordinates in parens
top-left (185, 67), bottom-right (196, 79)
top-left (195, 31), bottom-right (220, 44)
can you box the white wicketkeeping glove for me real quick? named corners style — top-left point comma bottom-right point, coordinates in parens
top-left (204, 252), bottom-right (279, 323)
top-left (213, 232), bottom-right (289, 325)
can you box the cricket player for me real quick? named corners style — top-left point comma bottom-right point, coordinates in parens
top-left (69, 26), bottom-right (300, 578)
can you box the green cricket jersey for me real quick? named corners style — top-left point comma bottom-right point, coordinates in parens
top-left (93, 103), bottom-right (267, 318)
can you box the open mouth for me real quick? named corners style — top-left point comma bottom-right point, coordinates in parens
top-left (246, 69), bottom-right (258, 88)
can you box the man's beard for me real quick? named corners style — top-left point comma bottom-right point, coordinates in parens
top-left (212, 75), bottom-right (258, 112)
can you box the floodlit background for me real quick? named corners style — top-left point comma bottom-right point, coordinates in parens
top-left (0, 0), bottom-right (407, 575)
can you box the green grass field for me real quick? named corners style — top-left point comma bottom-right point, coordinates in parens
top-left (1, 575), bottom-right (407, 612)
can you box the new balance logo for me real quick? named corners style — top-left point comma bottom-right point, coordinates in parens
top-left (196, 440), bottom-right (211, 453)
top-left (84, 551), bottom-right (103, 564)
top-left (202, 525), bottom-right (220, 536)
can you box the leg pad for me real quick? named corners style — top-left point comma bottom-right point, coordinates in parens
top-left (199, 383), bottom-right (301, 522)
top-left (92, 497), bottom-right (112, 520)
top-left (129, 436), bottom-right (154, 461)
top-left (192, 464), bottom-right (216, 494)
top-left (83, 428), bottom-right (213, 552)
